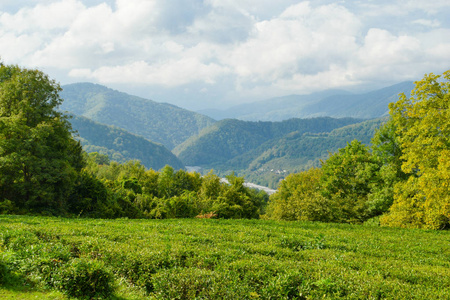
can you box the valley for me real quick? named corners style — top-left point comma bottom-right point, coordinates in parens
top-left (61, 82), bottom-right (410, 188)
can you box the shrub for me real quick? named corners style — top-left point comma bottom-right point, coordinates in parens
top-left (57, 258), bottom-right (114, 299)
top-left (0, 257), bottom-right (7, 285)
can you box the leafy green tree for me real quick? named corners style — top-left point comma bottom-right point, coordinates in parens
top-left (0, 64), bottom-right (84, 214)
top-left (320, 140), bottom-right (382, 223)
top-left (368, 119), bottom-right (408, 216)
top-left (265, 168), bottom-right (336, 222)
top-left (88, 152), bottom-right (110, 165)
top-left (381, 70), bottom-right (450, 229)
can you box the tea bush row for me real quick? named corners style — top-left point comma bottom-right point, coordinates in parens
top-left (1, 216), bottom-right (450, 299)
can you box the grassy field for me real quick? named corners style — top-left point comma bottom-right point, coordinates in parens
top-left (1, 215), bottom-right (450, 299)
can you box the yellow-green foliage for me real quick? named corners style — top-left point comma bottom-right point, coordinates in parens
top-left (267, 140), bottom-right (383, 224)
top-left (266, 168), bottom-right (337, 222)
top-left (381, 70), bottom-right (450, 229)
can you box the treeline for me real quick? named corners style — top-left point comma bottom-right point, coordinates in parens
top-left (2, 63), bottom-right (449, 230)
top-left (0, 63), bottom-right (266, 219)
top-left (266, 70), bottom-right (450, 230)
top-left (71, 155), bottom-right (268, 219)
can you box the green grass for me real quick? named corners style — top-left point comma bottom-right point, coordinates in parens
top-left (1, 215), bottom-right (450, 299)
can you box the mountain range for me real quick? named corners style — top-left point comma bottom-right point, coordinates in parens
top-left (59, 81), bottom-right (410, 187)
top-left (198, 81), bottom-right (414, 121)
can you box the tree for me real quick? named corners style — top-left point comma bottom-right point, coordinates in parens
top-left (320, 140), bottom-right (382, 223)
top-left (381, 70), bottom-right (450, 229)
top-left (265, 168), bottom-right (336, 222)
top-left (369, 118), bottom-right (408, 216)
top-left (0, 64), bottom-right (84, 214)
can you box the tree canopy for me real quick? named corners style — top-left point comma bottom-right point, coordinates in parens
top-left (0, 64), bottom-right (84, 214)
top-left (381, 70), bottom-right (450, 229)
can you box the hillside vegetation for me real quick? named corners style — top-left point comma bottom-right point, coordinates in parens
top-left (1, 63), bottom-right (450, 230)
top-left (60, 83), bottom-right (215, 149)
top-left (70, 115), bottom-right (184, 170)
top-left (1, 216), bottom-right (449, 299)
top-left (174, 117), bottom-right (362, 167)
top-left (228, 118), bottom-right (385, 188)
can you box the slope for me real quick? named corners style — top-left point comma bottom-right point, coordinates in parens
top-left (300, 81), bottom-right (414, 119)
top-left (226, 118), bottom-right (385, 188)
top-left (60, 83), bottom-right (216, 149)
top-left (70, 116), bottom-right (184, 170)
top-left (173, 117), bottom-right (363, 166)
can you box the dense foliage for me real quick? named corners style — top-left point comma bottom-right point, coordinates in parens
top-left (70, 115), bottom-right (184, 170)
top-left (381, 70), bottom-right (450, 229)
top-left (225, 118), bottom-right (384, 188)
top-left (267, 70), bottom-right (450, 229)
top-left (0, 64), bottom-right (84, 215)
top-left (60, 82), bottom-right (215, 149)
top-left (74, 158), bottom-right (267, 219)
top-left (1, 216), bottom-right (450, 299)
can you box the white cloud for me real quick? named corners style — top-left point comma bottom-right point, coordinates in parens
top-left (0, 0), bottom-right (449, 108)
top-left (413, 19), bottom-right (441, 28)
top-left (75, 56), bottom-right (229, 87)
top-left (224, 2), bottom-right (361, 83)
top-left (0, 0), bottom-right (85, 33)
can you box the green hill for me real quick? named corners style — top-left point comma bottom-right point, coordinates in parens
top-left (60, 83), bottom-right (216, 149)
top-left (70, 116), bottom-right (184, 170)
top-left (173, 117), bottom-right (363, 166)
top-left (174, 117), bottom-right (384, 188)
top-left (230, 118), bottom-right (384, 169)
top-left (227, 118), bottom-right (385, 188)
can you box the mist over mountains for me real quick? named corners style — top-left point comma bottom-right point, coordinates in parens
top-left (198, 81), bottom-right (414, 121)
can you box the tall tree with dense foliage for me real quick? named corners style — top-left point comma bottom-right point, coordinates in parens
top-left (381, 70), bottom-right (450, 229)
top-left (0, 63), bottom-right (84, 214)
top-left (318, 140), bottom-right (382, 223)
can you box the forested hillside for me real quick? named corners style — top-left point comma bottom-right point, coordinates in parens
top-left (70, 116), bottom-right (184, 170)
top-left (228, 118), bottom-right (383, 169)
top-left (174, 117), bottom-right (362, 166)
top-left (199, 82), bottom-right (414, 121)
top-left (60, 83), bottom-right (215, 149)
top-left (219, 118), bottom-right (384, 188)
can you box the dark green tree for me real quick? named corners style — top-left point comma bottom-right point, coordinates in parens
top-left (0, 64), bottom-right (84, 214)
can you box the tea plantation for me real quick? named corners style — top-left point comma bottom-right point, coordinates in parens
top-left (1, 215), bottom-right (449, 299)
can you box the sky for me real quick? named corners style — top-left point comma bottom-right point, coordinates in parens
top-left (0, 0), bottom-right (449, 110)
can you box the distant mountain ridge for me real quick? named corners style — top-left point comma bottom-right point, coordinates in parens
top-left (198, 82), bottom-right (414, 121)
top-left (70, 116), bottom-right (184, 170)
top-left (60, 83), bottom-right (216, 149)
